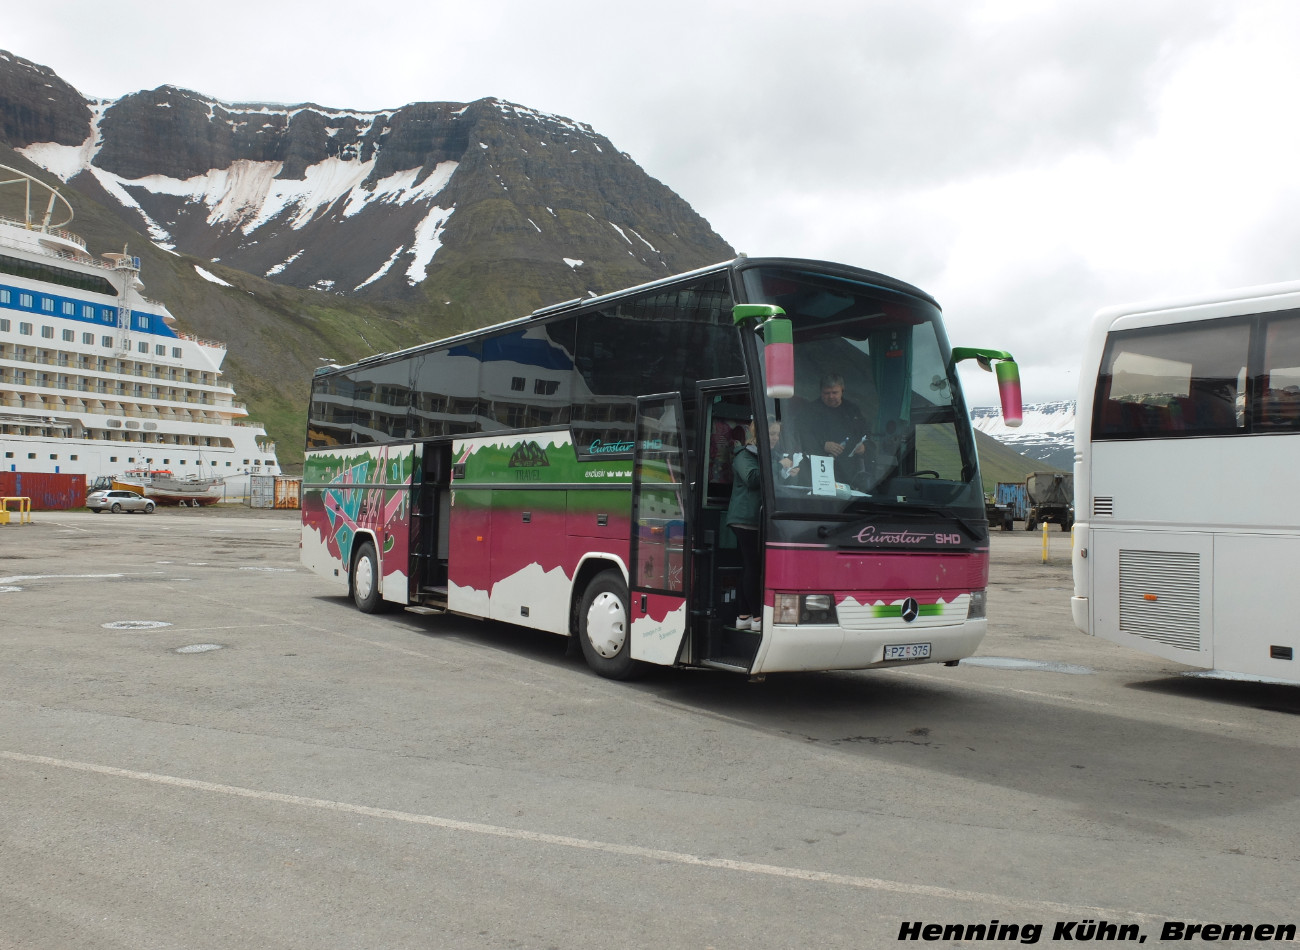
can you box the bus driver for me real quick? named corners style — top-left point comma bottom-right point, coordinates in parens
top-left (796, 374), bottom-right (871, 481)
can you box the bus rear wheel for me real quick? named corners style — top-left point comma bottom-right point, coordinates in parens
top-left (352, 540), bottom-right (386, 613)
top-left (577, 570), bottom-right (642, 680)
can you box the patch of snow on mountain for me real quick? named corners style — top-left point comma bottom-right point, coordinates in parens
top-left (972, 401), bottom-right (1077, 469)
top-left (342, 161), bottom-right (458, 219)
top-left (194, 265), bottom-right (232, 287)
top-left (252, 157), bottom-right (376, 231)
top-left (64, 151), bottom-right (460, 258)
top-left (19, 134), bottom-right (93, 182)
top-left (406, 206), bottom-right (454, 284)
top-left (85, 166), bottom-right (175, 245)
top-left (17, 104), bottom-right (110, 182)
top-left (266, 250), bottom-right (304, 277)
top-left (200, 160), bottom-right (292, 230)
top-left (629, 228), bottom-right (658, 252)
top-left (355, 245), bottom-right (406, 291)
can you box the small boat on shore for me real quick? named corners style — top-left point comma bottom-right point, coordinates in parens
top-left (112, 467), bottom-right (225, 506)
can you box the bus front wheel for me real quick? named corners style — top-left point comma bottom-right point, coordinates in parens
top-left (577, 571), bottom-right (642, 680)
top-left (352, 540), bottom-right (386, 613)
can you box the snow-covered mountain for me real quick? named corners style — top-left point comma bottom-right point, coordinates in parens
top-left (971, 401), bottom-right (1075, 470)
top-left (0, 49), bottom-right (736, 468)
top-left (0, 49), bottom-right (732, 306)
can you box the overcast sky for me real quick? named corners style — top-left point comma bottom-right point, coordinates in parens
top-left (11, 0), bottom-right (1300, 404)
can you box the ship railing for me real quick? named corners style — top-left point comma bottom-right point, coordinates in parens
top-left (173, 330), bottom-right (227, 350)
top-left (6, 374), bottom-right (218, 404)
top-left (0, 214), bottom-right (88, 250)
top-left (0, 390), bottom-right (232, 423)
top-left (0, 229), bottom-right (129, 272)
top-left (0, 352), bottom-right (220, 387)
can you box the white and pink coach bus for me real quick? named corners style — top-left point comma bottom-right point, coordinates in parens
top-left (301, 257), bottom-right (1021, 679)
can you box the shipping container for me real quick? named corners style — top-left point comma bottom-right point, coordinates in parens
top-left (274, 477), bottom-right (301, 509)
top-left (995, 481), bottom-right (1028, 521)
top-left (249, 474), bottom-right (275, 508)
top-left (0, 472), bottom-right (87, 510)
top-left (249, 475), bottom-right (301, 509)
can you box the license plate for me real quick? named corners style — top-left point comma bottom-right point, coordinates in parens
top-left (883, 642), bottom-right (931, 661)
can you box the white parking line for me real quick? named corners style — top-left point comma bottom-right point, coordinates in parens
top-left (0, 572), bottom-right (165, 584)
top-left (0, 749), bottom-right (1158, 922)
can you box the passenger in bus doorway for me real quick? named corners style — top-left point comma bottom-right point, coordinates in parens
top-left (726, 421), bottom-right (763, 632)
top-left (768, 415), bottom-right (804, 485)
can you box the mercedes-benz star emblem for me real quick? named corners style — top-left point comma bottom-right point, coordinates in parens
top-left (900, 598), bottom-right (920, 623)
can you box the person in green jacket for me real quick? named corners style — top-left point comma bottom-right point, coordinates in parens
top-left (725, 420), bottom-right (763, 631)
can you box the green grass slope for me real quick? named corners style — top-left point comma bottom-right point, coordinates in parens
top-left (974, 429), bottom-right (1066, 488)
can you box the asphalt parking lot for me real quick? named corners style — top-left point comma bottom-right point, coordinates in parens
top-left (1, 508), bottom-right (1296, 949)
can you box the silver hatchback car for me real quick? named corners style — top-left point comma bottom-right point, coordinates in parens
top-left (87, 489), bottom-right (155, 514)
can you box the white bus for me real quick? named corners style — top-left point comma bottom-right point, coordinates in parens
top-left (1071, 281), bottom-right (1300, 684)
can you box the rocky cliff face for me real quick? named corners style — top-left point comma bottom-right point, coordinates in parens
top-left (0, 50), bottom-right (737, 468)
top-left (1, 51), bottom-right (734, 326)
top-left (0, 51), bottom-right (92, 149)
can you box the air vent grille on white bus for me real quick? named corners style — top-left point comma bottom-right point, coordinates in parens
top-left (1093, 497), bottom-right (1114, 517)
top-left (1118, 550), bottom-right (1200, 651)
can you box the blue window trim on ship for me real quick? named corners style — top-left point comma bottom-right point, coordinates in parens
top-left (0, 282), bottom-right (177, 338)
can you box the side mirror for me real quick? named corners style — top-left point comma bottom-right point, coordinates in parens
top-left (733, 304), bottom-right (794, 399)
top-left (952, 347), bottom-right (1022, 428)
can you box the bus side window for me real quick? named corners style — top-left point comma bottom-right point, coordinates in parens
top-left (1188, 380), bottom-right (1238, 431)
top-left (1098, 397), bottom-right (1148, 437)
top-left (1259, 314), bottom-right (1300, 429)
top-left (1262, 380), bottom-right (1300, 427)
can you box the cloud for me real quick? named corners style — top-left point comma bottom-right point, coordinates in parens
top-left (8, 0), bottom-right (1300, 406)
top-left (612, 0), bottom-right (1229, 192)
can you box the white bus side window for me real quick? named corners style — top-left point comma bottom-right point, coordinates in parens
top-left (1259, 312), bottom-right (1300, 429)
top-left (1095, 320), bottom-right (1248, 438)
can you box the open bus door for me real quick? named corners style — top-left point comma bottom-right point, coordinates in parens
top-left (410, 441), bottom-right (452, 609)
top-left (693, 383), bottom-right (763, 672)
top-left (628, 393), bottom-right (692, 665)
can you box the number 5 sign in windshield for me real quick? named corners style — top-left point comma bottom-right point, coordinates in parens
top-left (809, 454), bottom-right (836, 496)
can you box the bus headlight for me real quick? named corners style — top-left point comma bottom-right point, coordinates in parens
top-left (967, 590), bottom-right (987, 620)
top-left (774, 593), bottom-right (839, 625)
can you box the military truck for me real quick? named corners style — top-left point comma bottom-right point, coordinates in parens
top-left (985, 495), bottom-right (1014, 531)
top-left (1025, 471), bottom-right (1073, 531)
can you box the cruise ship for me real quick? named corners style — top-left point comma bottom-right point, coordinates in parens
top-left (0, 165), bottom-right (279, 497)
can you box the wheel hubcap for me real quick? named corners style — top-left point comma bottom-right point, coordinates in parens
top-left (586, 592), bottom-right (626, 658)
top-left (355, 556), bottom-right (374, 600)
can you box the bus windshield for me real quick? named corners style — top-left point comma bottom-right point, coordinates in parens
top-left (742, 265), bottom-right (982, 520)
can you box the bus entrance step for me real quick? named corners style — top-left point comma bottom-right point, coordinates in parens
top-left (700, 658), bottom-right (752, 674)
top-left (405, 605), bottom-right (445, 616)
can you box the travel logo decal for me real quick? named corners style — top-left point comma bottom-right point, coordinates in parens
top-left (509, 441), bottom-right (550, 468)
